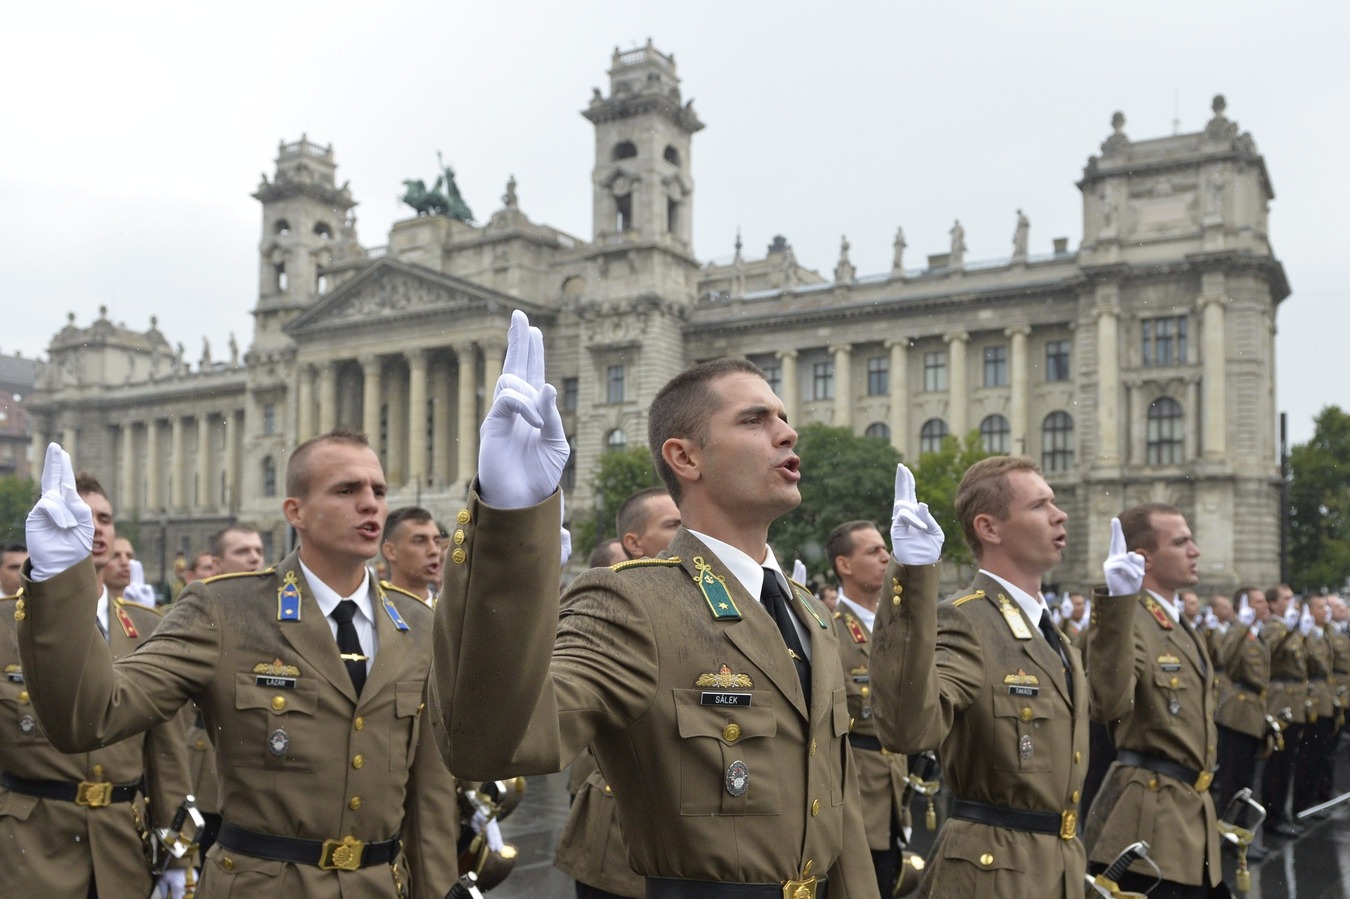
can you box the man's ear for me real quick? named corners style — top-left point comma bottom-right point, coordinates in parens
top-left (621, 533), bottom-right (643, 559)
top-left (973, 512), bottom-right (999, 547)
top-left (282, 497), bottom-right (303, 530)
top-left (662, 437), bottom-right (700, 487)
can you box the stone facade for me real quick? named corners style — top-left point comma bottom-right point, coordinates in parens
top-left (27, 46), bottom-right (1288, 593)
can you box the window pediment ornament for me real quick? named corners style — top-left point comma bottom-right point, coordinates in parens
top-left (324, 272), bottom-right (460, 324)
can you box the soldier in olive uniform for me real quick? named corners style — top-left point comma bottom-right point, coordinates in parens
top-left (17, 433), bottom-right (460, 898)
top-left (1213, 589), bottom-right (1272, 816)
top-left (872, 456), bottom-right (1088, 899)
top-left (1260, 585), bottom-right (1307, 837)
top-left (1294, 596), bottom-right (1335, 813)
top-left (1, 474), bottom-right (192, 899)
top-left (1086, 506), bottom-right (1224, 899)
top-left (432, 312), bottom-right (945, 898)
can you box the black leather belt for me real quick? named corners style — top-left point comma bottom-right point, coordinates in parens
top-left (1115, 750), bottom-right (1213, 792)
top-left (217, 821), bottom-right (401, 870)
top-left (951, 798), bottom-right (1076, 838)
top-left (648, 877), bottom-right (827, 898)
top-left (847, 733), bottom-right (883, 752)
top-left (0, 772), bottom-right (140, 806)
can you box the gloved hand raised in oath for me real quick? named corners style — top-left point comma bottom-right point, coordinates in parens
top-left (890, 463), bottom-right (944, 566)
top-left (1102, 517), bottom-right (1145, 597)
top-left (25, 443), bottom-right (93, 582)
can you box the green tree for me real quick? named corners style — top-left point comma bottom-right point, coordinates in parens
top-left (0, 475), bottom-right (36, 545)
top-left (572, 445), bottom-right (661, 559)
top-left (910, 431), bottom-right (993, 578)
top-left (769, 423), bottom-right (901, 582)
top-left (1288, 405), bottom-right (1350, 593)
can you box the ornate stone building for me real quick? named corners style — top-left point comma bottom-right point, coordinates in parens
top-left (28, 43), bottom-right (1288, 592)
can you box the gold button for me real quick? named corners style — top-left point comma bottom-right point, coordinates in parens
top-left (1148, 778), bottom-right (1158, 790)
top-left (1170, 677), bottom-right (1179, 688)
top-left (894, 584), bottom-right (904, 595)
top-left (810, 740), bottom-right (817, 756)
top-left (980, 853), bottom-right (993, 867)
top-left (196, 739), bottom-right (207, 750)
top-left (14, 599), bottom-right (23, 611)
top-left (849, 717), bottom-right (855, 732)
top-left (722, 724), bottom-right (741, 743)
top-left (1020, 707), bottom-right (1033, 722)
top-left (92, 764), bottom-right (104, 778)
top-left (354, 716), bottom-right (365, 730)
top-left (457, 509), bottom-right (471, 525)
top-left (603, 784), bottom-right (612, 795)
top-left (860, 686), bottom-right (872, 699)
top-left (352, 754), bottom-right (365, 769)
top-left (1074, 751), bottom-right (1082, 764)
top-left (1071, 790), bottom-right (1080, 803)
top-left (417, 702), bottom-right (425, 713)
top-left (893, 595), bottom-right (903, 606)
top-left (453, 530), bottom-right (465, 546)
top-left (811, 799), bottom-right (821, 816)
top-left (221, 857), bottom-right (234, 871)
top-left (881, 747), bottom-right (892, 756)
top-left (271, 696), bottom-right (286, 711)
top-left (452, 549), bottom-right (466, 565)
top-left (17, 690), bottom-right (28, 704)
top-left (349, 796), bottom-right (362, 810)
top-left (13, 609), bottom-right (23, 621)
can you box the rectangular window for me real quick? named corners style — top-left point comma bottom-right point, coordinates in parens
top-left (762, 362), bottom-right (782, 396)
top-left (923, 351), bottom-right (948, 392)
top-left (1142, 317), bottom-right (1188, 367)
top-left (263, 403), bottom-right (276, 436)
top-left (983, 346), bottom-right (1008, 387)
top-left (1045, 340), bottom-right (1071, 382)
top-left (812, 361), bottom-right (834, 401)
top-left (866, 356), bottom-right (889, 396)
top-left (562, 378), bottom-right (578, 413)
top-left (606, 365), bottom-right (625, 404)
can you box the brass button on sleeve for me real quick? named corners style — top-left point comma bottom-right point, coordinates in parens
top-left (352, 754), bottom-right (365, 769)
top-left (457, 509), bottom-right (471, 525)
top-left (349, 796), bottom-right (362, 810)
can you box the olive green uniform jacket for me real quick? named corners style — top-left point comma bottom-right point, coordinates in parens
top-left (553, 746), bottom-right (645, 897)
top-left (1214, 622), bottom-right (1271, 739)
top-left (18, 553), bottom-right (459, 899)
top-left (0, 591), bottom-right (190, 899)
top-left (870, 568), bottom-right (1088, 899)
top-left (1263, 620), bottom-right (1308, 723)
top-left (1082, 589), bottom-right (1221, 888)
top-left (431, 490), bottom-right (907, 898)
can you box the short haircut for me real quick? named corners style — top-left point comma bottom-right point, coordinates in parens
top-left (384, 506), bottom-right (435, 544)
top-left (75, 472), bottom-right (107, 499)
top-left (1235, 585), bottom-right (1259, 605)
top-left (0, 543), bottom-right (26, 556)
top-left (615, 486), bottom-right (670, 540)
top-left (648, 358), bottom-right (766, 503)
top-left (285, 427), bottom-right (371, 498)
top-left (211, 524), bottom-right (260, 558)
top-left (954, 455), bottom-right (1041, 560)
top-left (825, 520), bottom-right (880, 581)
top-left (188, 551), bottom-right (214, 572)
top-left (587, 538), bottom-right (624, 569)
top-left (1117, 503), bottom-right (1181, 554)
top-left (1264, 583), bottom-right (1292, 605)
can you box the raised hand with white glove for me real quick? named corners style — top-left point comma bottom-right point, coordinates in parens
top-left (25, 443), bottom-right (93, 582)
top-left (123, 559), bottom-right (159, 608)
top-left (477, 311), bottom-right (570, 510)
top-left (889, 463), bottom-right (944, 565)
top-left (792, 559), bottom-right (808, 586)
top-left (1284, 602), bottom-right (1301, 629)
top-left (1299, 604), bottom-right (1318, 637)
top-left (1102, 517), bottom-right (1145, 597)
top-left (1237, 602), bottom-right (1256, 627)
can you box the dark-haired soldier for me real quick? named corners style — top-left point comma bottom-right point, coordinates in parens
top-left (381, 506), bottom-right (443, 606)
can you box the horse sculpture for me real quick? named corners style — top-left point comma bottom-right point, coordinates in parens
top-left (398, 152), bottom-right (475, 223)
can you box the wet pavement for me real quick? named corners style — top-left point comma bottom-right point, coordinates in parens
top-left (495, 755), bottom-right (1350, 898)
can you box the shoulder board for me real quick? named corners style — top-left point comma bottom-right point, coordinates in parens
top-left (378, 579), bottom-right (428, 604)
top-left (952, 590), bottom-right (986, 607)
top-left (612, 557), bottom-right (682, 571)
top-left (114, 596), bottom-right (163, 617)
top-left (203, 567), bottom-right (275, 585)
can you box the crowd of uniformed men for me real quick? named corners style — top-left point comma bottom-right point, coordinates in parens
top-left (2, 309), bottom-right (1347, 899)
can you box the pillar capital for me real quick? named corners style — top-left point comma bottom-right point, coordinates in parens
top-left (942, 330), bottom-right (969, 345)
top-left (1004, 325), bottom-right (1032, 339)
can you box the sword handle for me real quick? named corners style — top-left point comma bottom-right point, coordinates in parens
top-left (1102, 841), bottom-right (1149, 883)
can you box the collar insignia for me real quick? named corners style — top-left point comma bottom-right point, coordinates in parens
top-left (998, 595), bottom-right (1034, 640)
top-left (115, 606), bottom-right (139, 639)
top-left (844, 612), bottom-right (868, 644)
top-left (1143, 595), bottom-right (1174, 630)
top-left (791, 581), bottom-right (829, 628)
top-left (277, 571), bottom-right (302, 621)
top-left (692, 556), bottom-right (741, 620)
top-left (379, 586), bottom-right (410, 632)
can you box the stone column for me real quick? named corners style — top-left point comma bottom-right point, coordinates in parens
top-left (482, 340), bottom-right (505, 397)
top-left (1095, 302), bottom-right (1121, 466)
top-left (886, 339), bottom-right (908, 455)
top-left (318, 362), bottom-right (338, 435)
top-left (120, 423), bottom-right (136, 513)
top-left (455, 343), bottom-right (478, 486)
top-left (407, 349), bottom-right (429, 489)
top-left (224, 410), bottom-right (239, 511)
top-left (361, 355), bottom-right (382, 450)
top-left (431, 356), bottom-right (452, 487)
top-left (196, 414), bottom-right (212, 510)
top-left (1200, 293), bottom-right (1227, 459)
top-left (944, 331), bottom-right (969, 437)
top-left (30, 426), bottom-right (44, 471)
top-left (1006, 326), bottom-right (1031, 454)
top-left (777, 350), bottom-right (798, 426)
top-left (386, 363), bottom-right (406, 487)
top-left (170, 416), bottom-right (186, 509)
top-left (62, 427), bottom-right (77, 452)
top-left (830, 343), bottom-right (852, 431)
top-left (1187, 378), bottom-right (1201, 463)
top-left (296, 363), bottom-right (314, 441)
top-left (145, 419), bottom-right (161, 511)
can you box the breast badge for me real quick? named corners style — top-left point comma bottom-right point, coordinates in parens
top-left (1019, 735), bottom-right (1034, 760)
top-left (254, 659), bottom-right (300, 689)
top-left (725, 760), bottom-right (749, 797)
top-left (696, 665), bottom-right (753, 689)
top-left (18, 715), bottom-right (35, 734)
top-left (1169, 698), bottom-right (1182, 716)
top-left (1004, 669), bottom-right (1041, 697)
top-left (4, 665), bottom-right (21, 684)
top-left (268, 728), bottom-right (290, 757)
top-left (1157, 653), bottom-right (1182, 672)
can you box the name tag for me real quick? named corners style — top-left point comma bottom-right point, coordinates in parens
top-left (1159, 663), bottom-right (1181, 672)
top-left (5, 672), bottom-right (23, 684)
top-left (852, 675), bottom-right (870, 684)
top-left (256, 676), bottom-right (297, 689)
top-left (701, 691), bottom-right (752, 707)
top-left (1008, 685), bottom-right (1040, 697)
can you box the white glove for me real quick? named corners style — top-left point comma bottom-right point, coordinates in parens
top-left (559, 493), bottom-right (572, 566)
top-left (477, 311), bottom-right (569, 509)
top-left (484, 818), bottom-right (505, 853)
top-left (155, 868), bottom-right (187, 899)
top-left (1204, 609), bottom-right (1219, 630)
top-left (1081, 597), bottom-right (1092, 623)
top-left (25, 443), bottom-right (94, 582)
top-left (1059, 593), bottom-right (1073, 620)
top-left (1300, 606), bottom-right (1317, 637)
top-left (889, 464), bottom-right (944, 565)
top-left (1284, 604), bottom-right (1300, 628)
top-left (123, 560), bottom-right (158, 608)
top-left (1102, 517), bottom-right (1145, 596)
top-left (1238, 605), bottom-right (1256, 627)
top-left (792, 559), bottom-right (807, 585)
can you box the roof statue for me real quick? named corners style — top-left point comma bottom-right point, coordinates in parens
top-left (399, 152), bottom-right (476, 223)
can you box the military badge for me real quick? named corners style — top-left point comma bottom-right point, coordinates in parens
top-left (277, 571), bottom-right (302, 621)
top-left (844, 613), bottom-right (868, 644)
top-left (114, 605), bottom-right (139, 639)
top-left (725, 759), bottom-right (749, 797)
top-left (18, 715), bottom-right (34, 734)
top-left (696, 664), bottom-right (753, 689)
top-left (378, 590), bottom-right (410, 632)
top-left (254, 659), bottom-right (300, 689)
top-left (998, 596), bottom-right (1034, 640)
top-left (1169, 697), bottom-right (1182, 716)
top-left (1142, 595), bottom-right (1174, 630)
top-left (1004, 669), bottom-right (1041, 697)
top-left (692, 557), bottom-right (741, 620)
top-left (1019, 734), bottom-right (1034, 760)
top-left (268, 728), bottom-right (290, 757)
top-left (4, 664), bottom-right (21, 684)
top-left (850, 665), bottom-right (869, 684)
top-left (1157, 653), bottom-right (1182, 672)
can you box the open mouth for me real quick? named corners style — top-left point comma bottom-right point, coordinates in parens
top-left (778, 455), bottom-right (802, 482)
top-left (356, 522), bottom-right (381, 539)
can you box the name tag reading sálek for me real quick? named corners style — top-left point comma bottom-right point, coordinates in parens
top-left (701, 691), bottom-right (752, 707)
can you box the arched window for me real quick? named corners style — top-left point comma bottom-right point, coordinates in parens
top-left (920, 419), bottom-right (948, 456)
top-left (663, 145), bottom-right (681, 167)
top-left (606, 429), bottom-right (628, 451)
top-left (1041, 411), bottom-right (1075, 473)
top-left (865, 422), bottom-right (890, 440)
top-left (262, 456), bottom-right (277, 497)
top-left (612, 141), bottom-right (637, 160)
top-left (273, 219), bottom-right (291, 236)
top-left (979, 414), bottom-right (1010, 454)
top-left (313, 221), bottom-right (333, 239)
top-left (1146, 397), bottom-right (1185, 465)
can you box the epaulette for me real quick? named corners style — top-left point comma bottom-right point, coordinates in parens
top-left (612, 556), bottom-right (682, 571)
top-left (952, 590), bottom-right (985, 607)
top-left (203, 567), bottom-right (275, 585)
top-left (114, 596), bottom-right (163, 616)
top-left (379, 579), bottom-right (428, 604)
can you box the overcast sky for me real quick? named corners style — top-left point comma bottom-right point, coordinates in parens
top-left (2, 2), bottom-right (1343, 445)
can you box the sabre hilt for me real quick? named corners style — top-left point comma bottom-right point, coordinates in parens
top-left (1101, 841), bottom-right (1149, 884)
top-left (443, 870), bottom-right (485, 899)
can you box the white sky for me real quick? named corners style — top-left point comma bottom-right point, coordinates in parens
top-left (2, 1), bottom-right (1343, 445)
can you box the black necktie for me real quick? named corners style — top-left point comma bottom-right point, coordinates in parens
top-left (331, 600), bottom-right (367, 697)
top-left (761, 569), bottom-right (811, 708)
top-left (1038, 610), bottom-right (1073, 701)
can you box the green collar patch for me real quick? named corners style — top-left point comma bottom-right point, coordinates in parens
top-left (692, 556), bottom-right (741, 620)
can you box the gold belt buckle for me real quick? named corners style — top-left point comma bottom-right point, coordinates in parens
top-left (1194, 770), bottom-right (1213, 792)
top-left (76, 780), bottom-right (113, 808)
top-left (1059, 809), bottom-right (1077, 840)
top-left (319, 835), bottom-right (365, 871)
top-left (781, 876), bottom-right (817, 899)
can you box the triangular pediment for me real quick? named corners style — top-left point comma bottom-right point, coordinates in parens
top-left (285, 258), bottom-right (550, 337)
